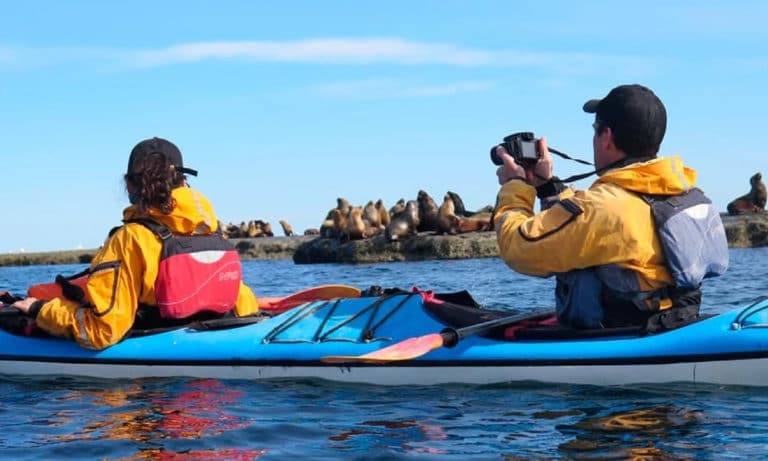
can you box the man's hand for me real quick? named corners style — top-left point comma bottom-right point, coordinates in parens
top-left (525, 136), bottom-right (554, 187)
top-left (495, 145), bottom-right (527, 185)
top-left (496, 137), bottom-right (556, 187)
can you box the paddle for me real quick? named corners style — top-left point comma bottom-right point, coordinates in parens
top-left (0, 285), bottom-right (360, 316)
top-left (321, 309), bottom-right (550, 364)
top-left (259, 284), bottom-right (361, 314)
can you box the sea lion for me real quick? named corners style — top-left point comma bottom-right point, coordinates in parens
top-left (249, 220), bottom-right (273, 237)
top-left (757, 173), bottom-right (768, 209)
top-left (319, 218), bottom-right (335, 238)
top-left (389, 198), bottom-right (405, 216)
top-left (437, 194), bottom-right (492, 234)
top-left (437, 193), bottom-right (458, 235)
top-left (226, 223), bottom-right (241, 238)
top-left (728, 172), bottom-right (767, 215)
top-left (375, 199), bottom-right (390, 228)
top-left (362, 201), bottom-right (381, 229)
top-left (279, 219), bottom-right (294, 237)
top-left (247, 221), bottom-right (263, 238)
top-left (260, 221), bottom-right (274, 237)
top-left (304, 228), bottom-right (320, 236)
top-left (447, 191), bottom-right (470, 217)
top-left (448, 190), bottom-right (493, 217)
top-left (336, 197), bottom-right (351, 217)
top-left (331, 208), bottom-right (349, 241)
top-left (218, 220), bottom-right (231, 239)
top-left (385, 200), bottom-right (420, 241)
top-left (323, 196), bottom-right (352, 221)
top-left (417, 190), bottom-right (439, 232)
top-left (456, 213), bottom-right (492, 233)
top-left (346, 207), bottom-right (364, 240)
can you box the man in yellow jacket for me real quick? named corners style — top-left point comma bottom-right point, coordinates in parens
top-left (13, 137), bottom-right (259, 349)
top-left (493, 84), bottom-right (727, 330)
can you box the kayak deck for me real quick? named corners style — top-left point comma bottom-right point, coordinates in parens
top-left (1, 292), bottom-right (768, 386)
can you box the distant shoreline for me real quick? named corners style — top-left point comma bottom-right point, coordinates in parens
top-left (0, 236), bottom-right (314, 267)
top-left (0, 213), bottom-right (765, 267)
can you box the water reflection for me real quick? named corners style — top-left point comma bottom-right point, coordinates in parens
top-left (555, 404), bottom-right (703, 460)
top-left (128, 447), bottom-right (268, 460)
top-left (329, 418), bottom-right (448, 455)
top-left (46, 379), bottom-right (266, 459)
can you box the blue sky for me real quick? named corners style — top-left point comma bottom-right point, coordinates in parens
top-left (1, 1), bottom-right (767, 252)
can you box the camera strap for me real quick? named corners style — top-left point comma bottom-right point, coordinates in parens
top-left (549, 147), bottom-right (593, 167)
top-left (554, 155), bottom-right (654, 184)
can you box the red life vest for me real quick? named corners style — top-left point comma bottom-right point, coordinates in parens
top-left (130, 219), bottom-right (242, 319)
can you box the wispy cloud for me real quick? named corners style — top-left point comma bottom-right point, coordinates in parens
top-left (0, 37), bottom-right (668, 75)
top-left (128, 38), bottom-right (494, 67)
top-left (126, 39), bottom-right (667, 75)
top-left (311, 78), bottom-right (494, 98)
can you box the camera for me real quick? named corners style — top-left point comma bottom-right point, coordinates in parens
top-left (490, 132), bottom-right (540, 168)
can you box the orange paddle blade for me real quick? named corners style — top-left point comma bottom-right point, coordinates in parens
top-left (321, 333), bottom-right (445, 364)
top-left (260, 285), bottom-right (361, 313)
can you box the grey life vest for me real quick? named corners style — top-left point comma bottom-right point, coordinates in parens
top-left (641, 188), bottom-right (728, 288)
top-left (556, 187), bottom-right (729, 330)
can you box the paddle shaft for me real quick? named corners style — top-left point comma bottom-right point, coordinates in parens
top-left (439, 309), bottom-right (550, 347)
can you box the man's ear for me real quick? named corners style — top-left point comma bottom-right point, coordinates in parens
top-left (599, 126), bottom-right (615, 151)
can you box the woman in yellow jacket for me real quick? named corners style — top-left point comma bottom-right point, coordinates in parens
top-left (12, 137), bottom-right (258, 349)
top-left (493, 85), bottom-right (727, 330)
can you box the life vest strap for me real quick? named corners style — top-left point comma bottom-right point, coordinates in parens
top-left (126, 218), bottom-right (173, 240)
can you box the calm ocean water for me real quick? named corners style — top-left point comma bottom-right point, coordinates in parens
top-left (0, 249), bottom-right (767, 460)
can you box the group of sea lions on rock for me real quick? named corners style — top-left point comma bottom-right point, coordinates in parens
top-left (217, 171), bottom-right (767, 242)
top-left (220, 219), bottom-right (313, 238)
top-left (317, 190), bottom-right (494, 242)
top-left (219, 219), bottom-right (319, 239)
top-left (220, 220), bottom-right (275, 239)
top-left (727, 172), bottom-right (767, 216)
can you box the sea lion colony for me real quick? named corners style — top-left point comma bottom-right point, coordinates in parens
top-left (220, 190), bottom-right (493, 241)
top-left (319, 190), bottom-right (494, 242)
top-left (220, 174), bottom-right (765, 241)
top-left (220, 220), bottom-right (274, 239)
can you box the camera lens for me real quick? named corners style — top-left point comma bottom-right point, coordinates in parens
top-left (490, 145), bottom-right (502, 166)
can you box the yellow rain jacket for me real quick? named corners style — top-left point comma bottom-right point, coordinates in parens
top-left (34, 187), bottom-right (259, 349)
top-left (494, 156), bottom-right (698, 295)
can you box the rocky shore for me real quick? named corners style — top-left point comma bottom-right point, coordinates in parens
top-left (1, 213), bottom-right (766, 267)
top-left (721, 213), bottom-right (768, 248)
top-left (292, 232), bottom-right (500, 264)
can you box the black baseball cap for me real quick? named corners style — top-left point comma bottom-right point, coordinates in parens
top-left (583, 84), bottom-right (667, 157)
top-left (127, 137), bottom-right (198, 177)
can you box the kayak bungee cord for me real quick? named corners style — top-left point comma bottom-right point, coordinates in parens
top-left (263, 292), bottom-right (414, 345)
top-left (731, 295), bottom-right (768, 330)
top-left (262, 299), bottom-right (339, 344)
top-left (319, 292), bottom-right (415, 343)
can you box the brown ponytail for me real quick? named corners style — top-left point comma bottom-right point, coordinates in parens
top-left (124, 153), bottom-right (185, 214)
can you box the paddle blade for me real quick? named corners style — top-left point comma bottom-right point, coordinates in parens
top-left (260, 285), bottom-right (361, 314)
top-left (322, 333), bottom-right (445, 364)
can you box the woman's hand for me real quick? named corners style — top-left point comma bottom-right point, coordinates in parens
top-left (12, 297), bottom-right (39, 315)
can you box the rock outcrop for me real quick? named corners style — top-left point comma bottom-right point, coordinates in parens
top-left (292, 213), bottom-right (768, 264)
top-left (293, 232), bottom-right (500, 264)
top-left (1, 214), bottom-right (766, 267)
top-left (721, 213), bottom-right (768, 248)
top-left (229, 236), bottom-right (314, 260)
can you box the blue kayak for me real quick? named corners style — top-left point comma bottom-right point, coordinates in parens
top-left (1, 290), bottom-right (768, 387)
